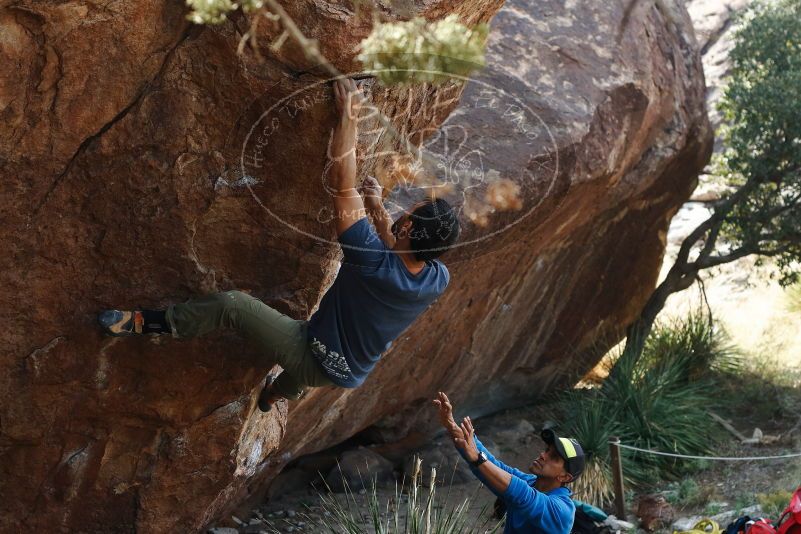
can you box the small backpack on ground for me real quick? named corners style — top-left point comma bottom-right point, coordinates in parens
top-left (777, 487), bottom-right (801, 534)
top-left (748, 518), bottom-right (778, 534)
top-left (726, 516), bottom-right (776, 534)
top-left (571, 506), bottom-right (613, 534)
top-left (726, 516), bottom-right (752, 534)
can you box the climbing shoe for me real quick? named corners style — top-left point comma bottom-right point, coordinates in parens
top-left (258, 374), bottom-right (281, 413)
top-left (98, 309), bottom-right (171, 336)
top-left (99, 310), bottom-right (144, 336)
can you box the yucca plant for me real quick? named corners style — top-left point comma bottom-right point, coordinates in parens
top-left (612, 367), bottom-right (712, 478)
top-left (558, 315), bottom-right (731, 505)
top-left (557, 389), bottom-right (618, 506)
top-left (308, 458), bottom-right (501, 534)
top-left (559, 386), bottom-right (666, 507)
top-left (643, 312), bottom-right (743, 380)
top-left (606, 333), bottom-right (717, 478)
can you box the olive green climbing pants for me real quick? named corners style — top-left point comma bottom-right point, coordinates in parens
top-left (165, 290), bottom-right (333, 399)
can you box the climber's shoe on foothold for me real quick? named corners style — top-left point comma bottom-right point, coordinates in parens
top-left (258, 375), bottom-right (280, 413)
top-left (98, 310), bottom-right (144, 336)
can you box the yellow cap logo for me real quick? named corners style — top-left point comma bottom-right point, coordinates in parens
top-left (559, 437), bottom-right (577, 459)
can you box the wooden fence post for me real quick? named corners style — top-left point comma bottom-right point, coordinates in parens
top-left (609, 436), bottom-right (626, 519)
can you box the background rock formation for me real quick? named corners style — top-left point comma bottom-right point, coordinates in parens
top-left (687, 0), bottom-right (750, 135)
top-left (0, 0), bottom-right (710, 531)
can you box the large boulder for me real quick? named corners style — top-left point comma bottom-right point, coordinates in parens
top-left (0, 0), bottom-right (711, 532)
top-left (276, 0), bottom-right (712, 466)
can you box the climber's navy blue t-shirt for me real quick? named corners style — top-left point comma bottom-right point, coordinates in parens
top-left (307, 217), bottom-right (449, 388)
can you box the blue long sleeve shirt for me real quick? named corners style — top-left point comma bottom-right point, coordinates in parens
top-left (460, 436), bottom-right (575, 534)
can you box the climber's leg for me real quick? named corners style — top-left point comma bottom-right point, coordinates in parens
top-left (165, 291), bottom-right (301, 356)
top-left (259, 343), bottom-right (333, 408)
top-left (166, 290), bottom-right (333, 410)
top-left (103, 291), bottom-right (332, 411)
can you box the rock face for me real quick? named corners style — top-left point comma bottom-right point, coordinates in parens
top-left (0, 0), bottom-right (710, 532)
top-left (687, 0), bottom-right (751, 133)
top-left (667, 0), bottom-right (751, 244)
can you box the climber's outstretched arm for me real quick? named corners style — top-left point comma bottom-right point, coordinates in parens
top-left (360, 176), bottom-right (396, 248)
top-left (329, 78), bottom-right (365, 237)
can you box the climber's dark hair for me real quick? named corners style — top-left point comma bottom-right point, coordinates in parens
top-left (409, 198), bottom-right (460, 261)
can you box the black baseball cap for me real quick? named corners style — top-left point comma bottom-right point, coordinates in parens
top-left (541, 429), bottom-right (585, 479)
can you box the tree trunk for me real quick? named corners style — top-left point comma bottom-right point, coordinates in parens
top-left (608, 265), bottom-right (697, 381)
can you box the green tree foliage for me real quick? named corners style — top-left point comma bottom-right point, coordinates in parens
top-left (614, 0), bottom-right (801, 372)
top-left (716, 0), bottom-right (801, 285)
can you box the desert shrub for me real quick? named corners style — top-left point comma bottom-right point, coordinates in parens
top-left (308, 458), bottom-right (501, 534)
top-left (357, 15), bottom-right (488, 85)
top-left (643, 313), bottom-right (742, 380)
top-left (559, 316), bottom-right (733, 505)
top-left (758, 490), bottom-right (795, 519)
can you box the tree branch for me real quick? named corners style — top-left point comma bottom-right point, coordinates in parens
top-left (696, 246), bottom-right (755, 268)
top-left (696, 218), bottom-right (723, 263)
top-left (696, 230), bottom-right (801, 269)
top-left (696, 274), bottom-right (714, 327)
top-left (756, 231), bottom-right (801, 244)
top-left (770, 196), bottom-right (801, 218)
top-left (689, 181), bottom-right (800, 268)
top-left (674, 178), bottom-right (760, 268)
top-left (261, 0), bottom-right (338, 76)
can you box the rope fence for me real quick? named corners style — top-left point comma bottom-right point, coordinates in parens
top-left (607, 437), bottom-right (801, 518)
top-left (615, 442), bottom-right (801, 462)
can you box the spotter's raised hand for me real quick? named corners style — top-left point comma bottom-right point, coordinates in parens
top-left (432, 391), bottom-right (462, 440)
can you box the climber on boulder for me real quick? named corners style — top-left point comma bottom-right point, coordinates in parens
top-left (432, 392), bottom-right (584, 534)
top-left (98, 78), bottom-right (460, 412)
